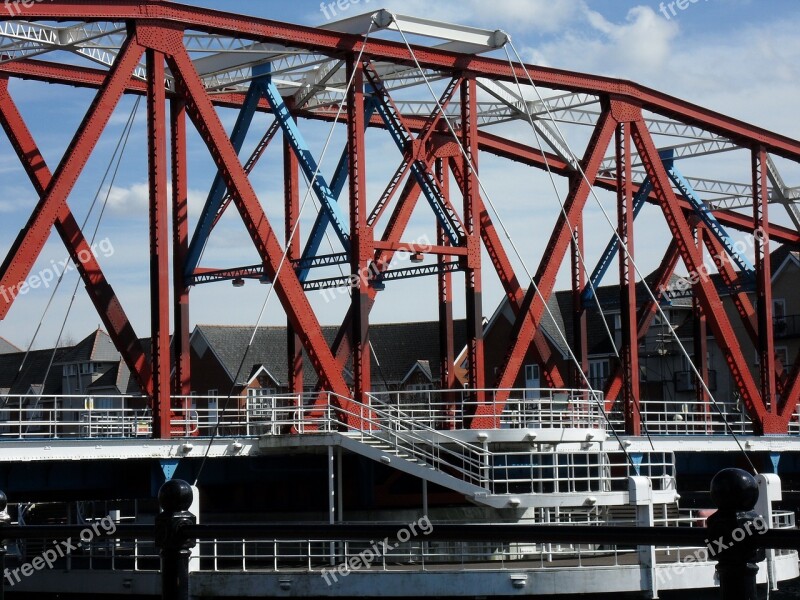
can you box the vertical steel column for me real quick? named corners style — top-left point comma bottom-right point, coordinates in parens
top-left (171, 99), bottom-right (191, 404)
top-left (461, 78), bottom-right (485, 404)
top-left (437, 159), bottom-right (456, 429)
top-left (284, 129), bottom-right (304, 395)
top-left (571, 223), bottom-right (588, 388)
top-left (693, 224), bottom-right (711, 426)
top-left (147, 48), bottom-right (172, 438)
top-left (616, 121), bottom-right (641, 435)
top-left (348, 58), bottom-right (371, 404)
top-left (753, 147), bottom-right (777, 412)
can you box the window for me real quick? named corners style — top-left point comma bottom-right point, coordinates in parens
top-left (79, 362), bottom-right (98, 375)
top-left (774, 299), bottom-right (787, 320)
top-left (589, 359), bottom-right (610, 390)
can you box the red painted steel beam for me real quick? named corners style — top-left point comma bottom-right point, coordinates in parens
top-left (4, 58), bottom-right (797, 249)
top-left (476, 131), bottom-right (800, 248)
top-left (693, 226), bottom-right (712, 427)
top-left (0, 34), bottom-right (145, 319)
top-left (144, 26), bottom-right (357, 421)
top-left (753, 148), bottom-right (778, 415)
top-left (570, 222), bottom-right (588, 388)
top-left (171, 98), bottom-right (191, 401)
top-left (146, 47), bottom-right (172, 438)
top-left (437, 160), bottom-right (457, 429)
top-left (0, 76), bottom-right (152, 395)
top-left (284, 133), bottom-right (304, 396)
top-left (347, 56), bottom-right (372, 406)
top-left (630, 115), bottom-right (775, 434)
top-left (461, 78), bottom-right (485, 401)
top-left (616, 121), bottom-right (641, 435)
top-left (477, 103), bottom-right (618, 428)
top-left (14, 2), bottom-right (800, 162)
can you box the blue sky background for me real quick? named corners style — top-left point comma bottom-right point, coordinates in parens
top-left (0, 0), bottom-right (798, 350)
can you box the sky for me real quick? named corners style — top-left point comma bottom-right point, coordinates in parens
top-left (0, 0), bottom-right (798, 351)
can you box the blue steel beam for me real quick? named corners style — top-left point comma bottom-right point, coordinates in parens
top-left (665, 160), bottom-right (755, 276)
top-left (297, 98), bottom-right (377, 282)
top-left (184, 77), bottom-right (263, 279)
top-left (257, 72), bottom-right (351, 252)
top-left (363, 71), bottom-right (464, 246)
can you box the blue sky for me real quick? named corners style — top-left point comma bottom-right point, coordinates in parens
top-left (0, 0), bottom-right (798, 350)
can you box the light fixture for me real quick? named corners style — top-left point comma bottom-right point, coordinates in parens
top-left (585, 496), bottom-right (598, 506)
top-left (232, 278), bottom-right (245, 288)
top-left (181, 442), bottom-right (194, 454)
top-left (476, 432), bottom-right (489, 442)
top-left (507, 498), bottom-right (521, 507)
top-left (524, 432), bottom-right (537, 441)
top-left (380, 455), bottom-right (391, 464)
top-left (410, 252), bottom-right (424, 263)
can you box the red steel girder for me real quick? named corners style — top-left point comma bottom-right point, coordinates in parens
top-left (4, 57), bottom-right (798, 250)
top-left (476, 131), bottom-right (800, 248)
top-left (144, 26), bottom-right (357, 422)
top-left (753, 147), bottom-right (777, 412)
top-left (284, 134), bottom-right (304, 396)
top-left (0, 34), bottom-right (145, 319)
top-left (476, 103), bottom-right (618, 428)
top-left (460, 78), bottom-right (485, 399)
top-left (12, 1), bottom-right (800, 162)
top-left (347, 57), bottom-right (372, 405)
top-left (616, 121), bottom-right (641, 435)
top-left (146, 47), bottom-right (172, 438)
top-left (630, 116), bottom-right (777, 434)
top-left (171, 98), bottom-right (191, 404)
top-left (0, 76), bottom-right (152, 395)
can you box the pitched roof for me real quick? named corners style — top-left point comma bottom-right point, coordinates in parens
top-left (194, 320), bottom-right (468, 387)
top-left (0, 347), bottom-right (68, 395)
top-left (86, 360), bottom-right (139, 394)
top-left (59, 329), bottom-right (120, 364)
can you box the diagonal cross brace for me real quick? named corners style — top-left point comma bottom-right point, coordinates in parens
top-left (297, 97), bottom-right (378, 282)
top-left (363, 65), bottom-right (464, 246)
top-left (184, 76), bottom-right (264, 279)
top-left (257, 70), bottom-right (351, 252)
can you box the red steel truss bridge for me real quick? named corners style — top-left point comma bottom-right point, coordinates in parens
top-left (0, 1), bottom-right (798, 437)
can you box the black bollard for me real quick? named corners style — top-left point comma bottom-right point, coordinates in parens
top-left (0, 491), bottom-right (8, 600)
top-left (707, 468), bottom-right (766, 600)
top-left (155, 480), bottom-right (196, 600)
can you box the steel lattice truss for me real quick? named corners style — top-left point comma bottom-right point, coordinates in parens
top-left (0, 1), bottom-right (798, 436)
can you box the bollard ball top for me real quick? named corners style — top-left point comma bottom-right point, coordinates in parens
top-left (158, 479), bottom-right (193, 512)
top-left (710, 468), bottom-right (758, 512)
top-left (0, 491), bottom-right (6, 512)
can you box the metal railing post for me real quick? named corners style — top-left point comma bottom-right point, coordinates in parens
top-left (0, 491), bottom-right (9, 600)
top-left (708, 468), bottom-right (765, 600)
top-left (155, 480), bottom-right (197, 600)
